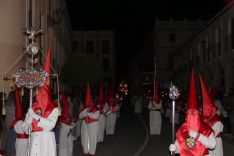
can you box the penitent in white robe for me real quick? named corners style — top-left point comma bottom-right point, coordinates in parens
top-left (97, 103), bottom-right (109, 142)
top-left (79, 109), bottom-right (100, 155)
top-left (105, 105), bottom-right (119, 135)
top-left (23, 108), bottom-right (58, 156)
top-left (97, 113), bottom-right (106, 142)
top-left (148, 100), bottom-right (162, 135)
top-left (14, 120), bottom-right (28, 156)
top-left (209, 121), bottom-right (223, 156)
top-left (58, 123), bottom-right (74, 156)
top-left (134, 98), bottom-right (142, 114)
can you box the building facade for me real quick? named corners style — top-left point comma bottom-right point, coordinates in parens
top-left (153, 18), bottom-right (206, 88)
top-left (173, 2), bottom-right (234, 98)
top-left (72, 30), bottom-right (116, 86)
top-left (128, 34), bottom-right (154, 98)
top-left (0, 0), bottom-right (72, 95)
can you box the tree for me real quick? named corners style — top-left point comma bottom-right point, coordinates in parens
top-left (61, 53), bottom-right (104, 89)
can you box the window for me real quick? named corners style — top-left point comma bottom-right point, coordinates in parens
top-left (102, 58), bottom-right (110, 71)
top-left (102, 40), bottom-right (110, 54)
top-left (86, 41), bottom-right (94, 54)
top-left (169, 33), bottom-right (176, 42)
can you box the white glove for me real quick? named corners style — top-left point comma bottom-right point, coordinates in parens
top-left (28, 108), bottom-right (40, 121)
top-left (22, 123), bottom-right (32, 134)
top-left (169, 144), bottom-right (176, 152)
top-left (25, 113), bottom-right (33, 124)
top-left (71, 122), bottom-right (76, 128)
top-left (189, 130), bottom-right (198, 138)
top-left (79, 108), bottom-right (88, 118)
top-left (83, 108), bottom-right (88, 112)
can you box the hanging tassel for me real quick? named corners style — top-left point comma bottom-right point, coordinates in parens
top-left (21, 87), bottom-right (24, 96)
top-left (2, 81), bottom-right (6, 115)
top-left (57, 100), bottom-right (61, 116)
top-left (2, 107), bottom-right (6, 116)
top-left (2, 104), bottom-right (6, 116)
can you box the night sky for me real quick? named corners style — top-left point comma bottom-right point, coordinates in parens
top-left (65, 0), bottom-right (226, 78)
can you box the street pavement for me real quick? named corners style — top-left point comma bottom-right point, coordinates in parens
top-left (73, 104), bottom-right (147, 156)
top-left (73, 105), bottom-right (234, 156)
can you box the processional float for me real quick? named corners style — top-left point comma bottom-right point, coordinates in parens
top-left (1, 28), bottom-right (60, 156)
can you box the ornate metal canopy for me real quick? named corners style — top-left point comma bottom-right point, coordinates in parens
top-left (169, 83), bottom-right (180, 100)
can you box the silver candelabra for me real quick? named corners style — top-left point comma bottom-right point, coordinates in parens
top-left (169, 82), bottom-right (180, 156)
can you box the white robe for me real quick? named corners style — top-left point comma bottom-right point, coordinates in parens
top-left (209, 121), bottom-right (223, 156)
top-left (97, 103), bottom-right (109, 141)
top-left (23, 108), bottom-right (58, 156)
top-left (79, 108), bottom-right (100, 155)
top-left (148, 101), bottom-right (162, 135)
top-left (14, 120), bottom-right (28, 156)
top-left (117, 103), bottom-right (121, 118)
top-left (97, 114), bottom-right (106, 142)
top-left (58, 123), bottom-right (74, 156)
top-left (105, 105), bottom-right (119, 135)
top-left (214, 100), bottom-right (223, 116)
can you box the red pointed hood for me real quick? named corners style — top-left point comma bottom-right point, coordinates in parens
top-left (97, 84), bottom-right (104, 108)
top-left (175, 70), bottom-right (213, 155)
top-left (44, 48), bottom-right (51, 86)
top-left (153, 80), bottom-right (160, 103)
top-left (32, 50), bottom-right (57, 116)
top-left (59, 93), bottom-right (72, 125)
top-left (61, 93), bottom-right (71, 117)
top-left (84, 83), bottom-right (93, 108)
top-left (199, 74), bottom-right (218, 123)
top-left (10, 87), bottom-right (25, 128)
top-left (15, 87), bottom-right (24, 120)
top-left (185, 70), bottom-right (201, 131)
top-left (44, 48), bottom-right (51, 74)
top-left (108, 92), bottom-right (116, 107)
top-left (208, 87), bottom-right (216, 100)
top-left (187, 70), bottom-right (198, 110)
top-left (33, 85), bottom-right (57, 115)
top-left (104, 88), bottom-right (111, 103)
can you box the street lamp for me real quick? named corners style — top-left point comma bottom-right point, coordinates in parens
top-left (118, 79), bottom-right (128, 101)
